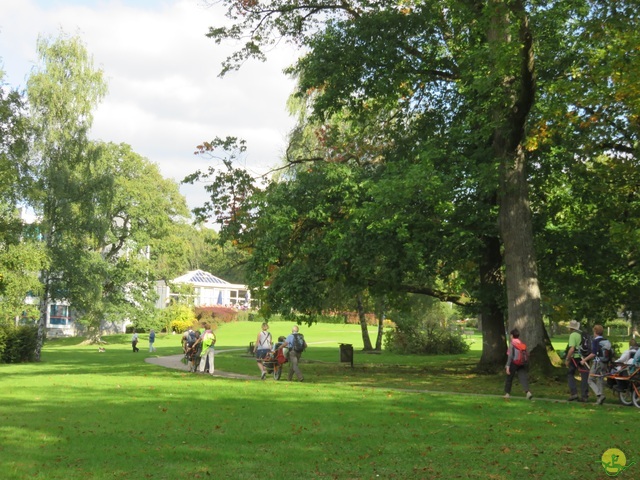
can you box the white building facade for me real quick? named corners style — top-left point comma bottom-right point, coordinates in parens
top-left (155, 270), bottom-right (250, 308)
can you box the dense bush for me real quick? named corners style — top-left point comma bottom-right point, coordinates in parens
top-left (124, 326), bottom-right (146, 334)
top-left (0, 325), bottom-right (39, 363)
top-left (169, 319), bottom-right (193, 334)
top-left (384, 321), bottom-right (470, 355)
top-left (194, 306), bottom-right (238, 326)
top-left (156, 304), bottom-right (197, 333)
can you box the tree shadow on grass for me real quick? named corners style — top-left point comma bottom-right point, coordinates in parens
top-left (0, 369), bottom-right (608, 480)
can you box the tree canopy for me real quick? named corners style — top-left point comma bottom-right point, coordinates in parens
top-left (195, 0), bottom-right (640, 368)
top-left (2, 33), bottom-right (198, 353)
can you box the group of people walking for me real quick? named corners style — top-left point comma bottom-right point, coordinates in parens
top-left (131, 329), bottom-right (156, 353)
top-left (182, 327), bottom-right (216, 374)
top-left (566, 321), bottom-right (638, 405)
top-left (137, 323), bottom-right (306, 381)
top-left (255, 322), bottom-right (307, 381)
top-left (505, 319), bottom-right (638, 404)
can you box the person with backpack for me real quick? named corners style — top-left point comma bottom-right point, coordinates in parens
top-left (182, 328), bottom-right (195, 355)
top-left (255, 322), bottom-right (273, 380)
top-left (187, 330), bottom-right (202, 373)
top-left (565, 320), bottom-right (590, 402)
top-left (504, 328), bottom-right (533, 400)
top-left (285, 325), bottom-right (307, 382)
top-left (580, 324), bottom-right (609, 405)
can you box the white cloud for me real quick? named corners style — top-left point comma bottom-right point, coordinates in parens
top-left (0, 0), bottom-right (298, 213)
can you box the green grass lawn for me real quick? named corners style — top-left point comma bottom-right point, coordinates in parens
top-left (0, 322), bottom-right (636, 479)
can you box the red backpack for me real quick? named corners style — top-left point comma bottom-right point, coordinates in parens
top-left (511, 341), bottom-right (529, 366)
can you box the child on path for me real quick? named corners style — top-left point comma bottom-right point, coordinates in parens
top-left (504, 328), bottom-right (533, 400)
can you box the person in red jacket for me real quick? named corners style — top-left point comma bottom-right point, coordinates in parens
top-left (504, 328), bottom-right (533, 400)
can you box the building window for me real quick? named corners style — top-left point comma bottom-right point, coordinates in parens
top-left (49, 304), bottom-right (70, 327)
top-left (50, 305), bottom-right (69, 317)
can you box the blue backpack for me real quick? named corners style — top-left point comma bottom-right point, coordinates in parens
top-left (596, 338), bottom-right (613, 364)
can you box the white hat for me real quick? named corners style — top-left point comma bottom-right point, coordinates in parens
top-left (568, 320), bottom-right (581, 331)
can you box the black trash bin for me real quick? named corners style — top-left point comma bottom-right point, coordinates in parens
top-left (339, 343), bottom-right (354, 367)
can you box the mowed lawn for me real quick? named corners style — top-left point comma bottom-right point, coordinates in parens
top-left (0, 321), bottom-right (636, 480)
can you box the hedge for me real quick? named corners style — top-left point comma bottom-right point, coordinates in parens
top-left (0, 325), bottom-right (39, 363)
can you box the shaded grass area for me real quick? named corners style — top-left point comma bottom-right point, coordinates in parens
top-left (0, 324), bottom-right (635, 479)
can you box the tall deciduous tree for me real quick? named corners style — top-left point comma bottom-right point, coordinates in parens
top-left (0, 70), bottom-right (47, 323)
top-left (201, 0), bottom-right (640, 369)
top-left (66, 141), bottom-right (190, 341)
top-left (26, 33), bottom-right (107, 357)
top-left (203, 0), bottom-right (536, 367)
top-left (27, 34), bottom-right (106, 360)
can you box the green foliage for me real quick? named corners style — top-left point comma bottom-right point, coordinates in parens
top-left (194, 306), bottom-right (238, 327)
top-left (203, 0), bottom-right (640, 370)
top-left (20, 33), bottom-right (193, 354)
top-left (0, 240), bottom-right (48, 323)
top-left (0, 324), bottom-right (39, 363)
top-left (168, 319), bottom-right (192, 334)
top-left (384, 295), bottom-right (469, 355)
top-left (149, 225), bottom-right (249, 285)
top-left (384, 322), bottom-right (470, 356)
top-left (159, 304), bottom-right (197, 333)
top-left (464, 317), bottom-right (478, 329)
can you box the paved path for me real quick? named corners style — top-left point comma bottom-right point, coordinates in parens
top-left (145, 350), bottom-right (256, 380)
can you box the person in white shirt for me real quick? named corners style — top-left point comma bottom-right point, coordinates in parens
top-left (255, 323), bottom-right (272, 380)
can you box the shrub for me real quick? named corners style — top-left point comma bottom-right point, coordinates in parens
top-left (0, 325), bottom-right (39, 363)
top-left (124, 326), bottom-right (146, 334)
top-left (194, 306), bottom-right (238, 327)
top-left (169, 319), bottom-right (193, 334)
top-left (158, 304), bottom-right (197, 333)
top-left (384, 321), bottom-right (470, 355)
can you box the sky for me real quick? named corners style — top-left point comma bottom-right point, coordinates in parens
top-left (0, 0), bottom-right (299, 216)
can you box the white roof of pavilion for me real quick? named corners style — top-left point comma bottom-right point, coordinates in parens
top-left (171, 270), bottom-right (246, 289)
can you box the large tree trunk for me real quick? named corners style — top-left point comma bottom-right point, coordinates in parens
top-left (478, 232), bottom-right (507, 372)
top-left (356, 294), bottom-right (373, 351)
top-left (498, 144), bottom-right (549, 368)
top-left (490, 1), bottom-right (552, 370)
